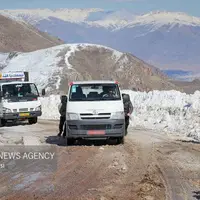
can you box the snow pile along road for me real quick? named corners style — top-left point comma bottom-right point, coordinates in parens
top-left (40, 95), bottom-right (61, 120)
top-left (39, 90), bottom-right (200, 141)
top-left (122, 90), bottom-right (200, 140)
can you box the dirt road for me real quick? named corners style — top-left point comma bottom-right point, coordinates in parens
top-left (0, 120), bottom-right (200, 200)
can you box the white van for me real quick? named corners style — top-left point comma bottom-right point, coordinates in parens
top-left (65, 80), bottom-right (125, 145)
top-left (0, 71), bottom-right (45, 126)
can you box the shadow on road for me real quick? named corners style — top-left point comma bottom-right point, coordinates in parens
top-left (45, 136), bottom-right (68, 146)
top-left (2, 121), bottom-right (30, 127)
top-left (193, 191), bottom-right (200, 199)
top-left (45, 135), bottom-right (120, 146)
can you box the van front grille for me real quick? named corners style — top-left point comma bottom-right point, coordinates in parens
top-left (80, 113), bottom-right (93, 116)
top-left (19, 108), bottom-right (28, 112)
top-left (80, 113), bottom-right (111, 120)
top-left (98, 113), bottom-right (111, 115)
top-left (81, 117), bottom-right (110, 120)
top-left (80, 124), bottom-right (111, 130)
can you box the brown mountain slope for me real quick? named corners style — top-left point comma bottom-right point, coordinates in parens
top-left (0, 14), bottom-right (63, 52)
top-left (171, 79), bottom-right (200, 94)
top-left (1, 44), bottom-right (181, 93)
top-left (58, 45), bottom-right (181, 93)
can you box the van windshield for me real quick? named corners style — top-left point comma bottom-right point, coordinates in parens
top-left (2, 83), bottom-right (39, 100)
top-left (69, 83), bottom-right (121, 101)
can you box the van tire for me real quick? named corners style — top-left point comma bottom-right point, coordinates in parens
top-left (0, 119), bottom-right (6, 127)
top-left (116, 136), bottom-right (124, 144)
top-left (28, 117), bottom-right (37, 125)
top-left (67, 138), bottom-right (75, 146)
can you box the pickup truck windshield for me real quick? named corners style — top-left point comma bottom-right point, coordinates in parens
top-left (2, 83), bottom-right (39, 99)
top-left (69, 83), bottom-right (121, 101)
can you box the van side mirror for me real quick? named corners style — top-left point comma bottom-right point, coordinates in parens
top-left (41, 89), bottom-right (46, 96)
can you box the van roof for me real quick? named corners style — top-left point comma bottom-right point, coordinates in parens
top-left (71, 80), bottom-right (118, 84)
top-left (0, 81), bottom-right (33, 85)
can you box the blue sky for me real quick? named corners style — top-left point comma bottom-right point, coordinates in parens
top-left (1, 0), bottom-right (199, 17)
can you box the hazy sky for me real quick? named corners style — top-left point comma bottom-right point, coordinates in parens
top-left (0, 0), bottom-right (199, 17)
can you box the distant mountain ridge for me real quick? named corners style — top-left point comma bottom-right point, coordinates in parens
top-left (1, 9), bottom-right (200, 29)
top-left (162, 70), bottom-right (194, 81)
top-left (1, 9), bottom-right (200, 77)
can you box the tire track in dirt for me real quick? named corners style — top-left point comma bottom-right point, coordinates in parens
top-left (144, 130), bottom-right (200, 200)
top-left (1, 122), bottom-right (200, 200)
top-left (126, 133), bottom-right (166, 200)
top-left (156, 151), bottom-right (192, 200)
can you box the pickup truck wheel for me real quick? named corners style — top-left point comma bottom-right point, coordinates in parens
top-left (116, 136), bottom-right (124, 145)
top-left (28, 117), bottom-right (37, 125)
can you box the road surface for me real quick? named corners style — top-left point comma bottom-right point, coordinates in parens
top-left (0, 120), bottom-right (200, 200)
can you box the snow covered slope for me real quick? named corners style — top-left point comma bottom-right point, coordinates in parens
top-left (0, 43), bottom-right (179, 94)
top-left (1, 9), bottom-right (200, 72)
top-left (39, 90), bottom-right (200, 141)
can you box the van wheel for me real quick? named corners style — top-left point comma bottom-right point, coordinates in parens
top-left (0, 119), bottom-right (6, 127)
top-left (67, 138), bottom-right (75, 146)
top-left (116, 136), bottom-right (124, 145)
top-left (28, 117), bottom-right (37, 125)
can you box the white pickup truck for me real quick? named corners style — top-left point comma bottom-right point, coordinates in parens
top-left (0, 71), bottom-right (45, 126)
top-left (65, 80), bottom-right (125, 145)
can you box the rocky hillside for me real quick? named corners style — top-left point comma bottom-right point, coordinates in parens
top-left (0, 14), bottom-right (63, 52)
top-left (2, 9), bottom-right (200, 72)
top-left (171, 79), bottom-right (200, 94)
top-left (0, 43), bottom-right (180, 94)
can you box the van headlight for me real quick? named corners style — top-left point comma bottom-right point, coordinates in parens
top-left (3, 107), bottom-right (12, 113)
top-left (111, 111), bottom-right (124, 119)
top-left (35, 106), bottom-right (41, 111)
top-left (66, 113), bottom-right (79, 120)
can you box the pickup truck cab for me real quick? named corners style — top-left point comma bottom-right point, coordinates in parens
top-left (65, 80), bottom-right (125, 145)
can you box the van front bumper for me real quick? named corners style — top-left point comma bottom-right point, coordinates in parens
top-left (66, 119), bottom-right (125, 139)
top-left (3, 111), bottom-right (42, 120)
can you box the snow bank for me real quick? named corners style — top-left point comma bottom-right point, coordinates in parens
top-left (39, 95), bottom-right (60, 120)
top-left (39, 90), bottom-right (200, 141)
top-left (122, 90), bottom-right (200, 141)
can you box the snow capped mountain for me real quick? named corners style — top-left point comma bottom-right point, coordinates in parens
top-left (1, 9), bottom-right (200, 29)
top-left (1, 9), bottom-right (200, 74)
top-left (0, 43), bottom-right (179, 94)
top-left (0, 8), bottom-right (103, 25)
top-left (124, 11), bottom-right (200, 28)
top-left (86, 10), bottom-right (200, 30)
